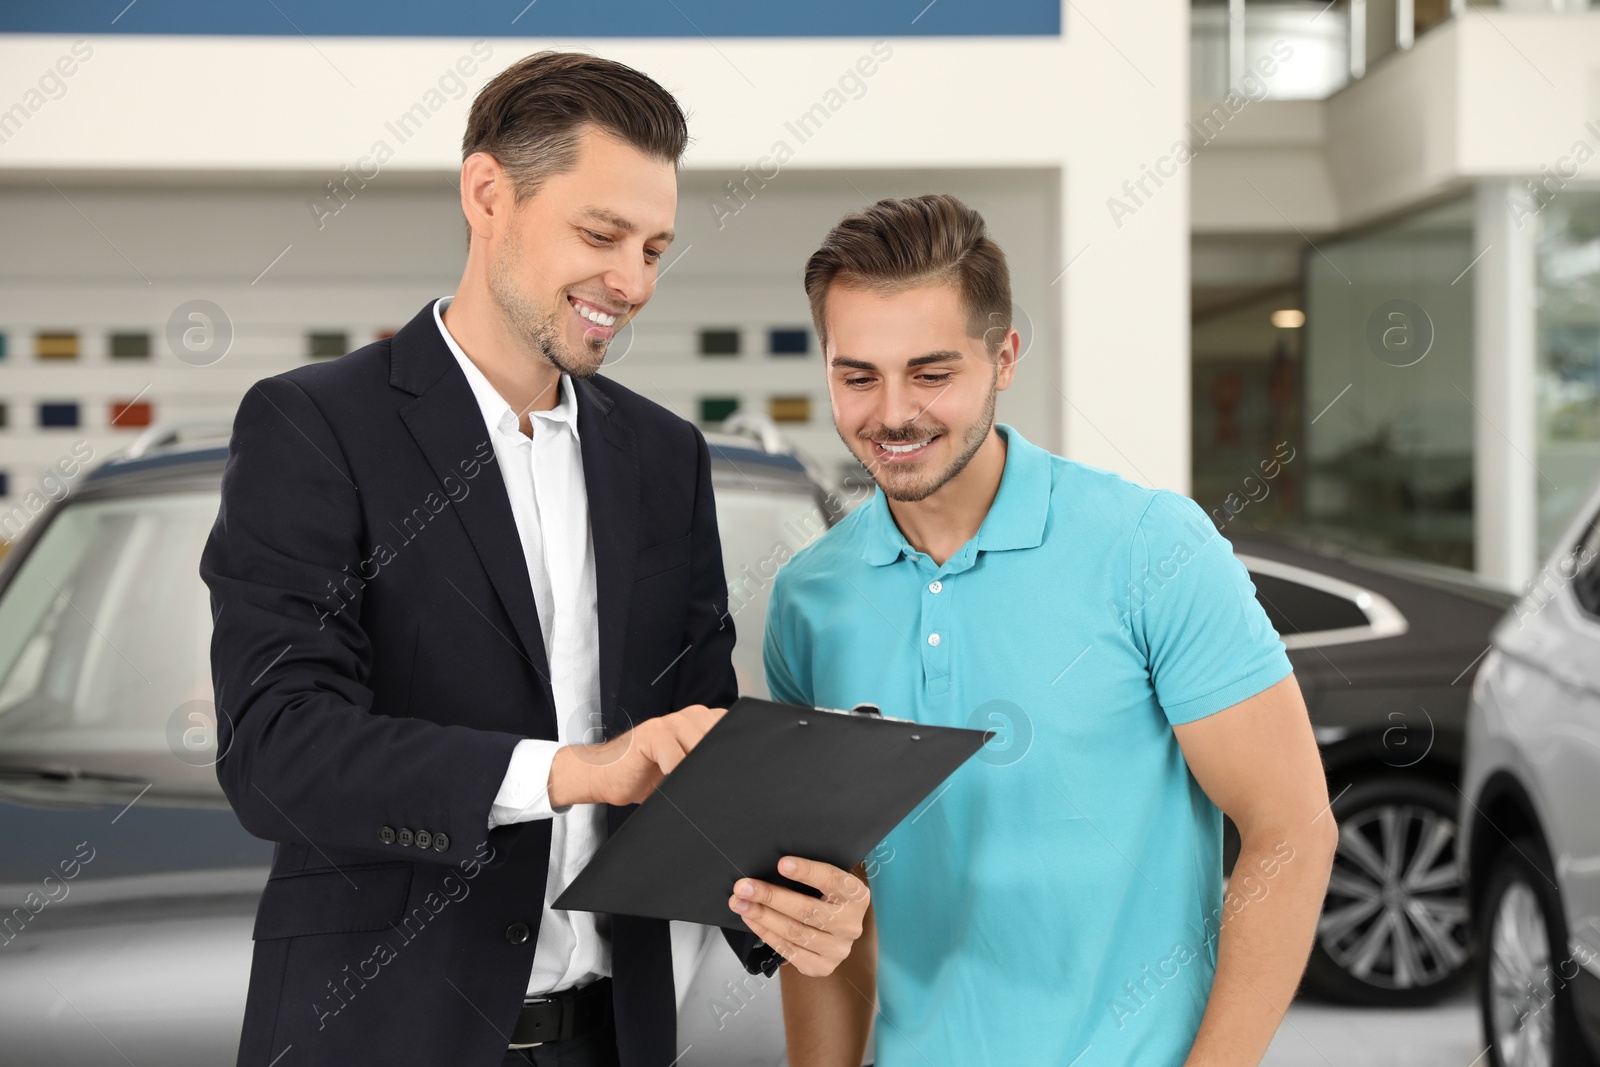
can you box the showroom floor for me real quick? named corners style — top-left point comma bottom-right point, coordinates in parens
top-left (1262, 992), bottom-right (1484, 1067)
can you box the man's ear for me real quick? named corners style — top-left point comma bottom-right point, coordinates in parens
top-left (459, 151), bottom-right (509, 243)
top-left (993, 326), bottom-right (1022, 391)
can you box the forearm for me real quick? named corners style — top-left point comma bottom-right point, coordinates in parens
top-left (545, 742), bottom-right (589, 809)
top-left (781, 901), bottom-right (876, 1067)
top-left (216, 674), bottom-right (524, 864)
top-left (1183, 826), bottom-right (1336, 1067)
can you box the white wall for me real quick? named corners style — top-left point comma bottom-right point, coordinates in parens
top-left (0, 5), bottom-right (1196, 510)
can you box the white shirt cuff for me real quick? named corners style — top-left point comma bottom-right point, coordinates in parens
top-left (488, 739), bottom-right (573, 827)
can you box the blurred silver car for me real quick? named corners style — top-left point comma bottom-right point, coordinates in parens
top-left (1462, 471), bottom-right (1600, 1067)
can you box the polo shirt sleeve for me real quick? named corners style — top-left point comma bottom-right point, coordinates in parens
top-left (1130, 490), bottom-right (1294, 726)
top-left (761, 572), bottom-right (813, 707)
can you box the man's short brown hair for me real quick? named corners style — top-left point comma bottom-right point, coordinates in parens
top-left (803, 193), bottom-right (1012, 352)
top-left (462, 50), bottom-right (689, 202)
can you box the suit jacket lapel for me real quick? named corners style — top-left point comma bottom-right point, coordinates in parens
top-left (573, 376), bottom-right (640, 739)
top-left (390, 302), bottom-right (558, 734)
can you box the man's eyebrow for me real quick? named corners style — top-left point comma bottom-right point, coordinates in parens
top-left (579, 206), bottom-right (674, 243)
top-left (829, 350), bottom-right (965, 370)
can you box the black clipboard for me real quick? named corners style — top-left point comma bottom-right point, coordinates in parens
top-left (552, 695), bottom-right (992, 931)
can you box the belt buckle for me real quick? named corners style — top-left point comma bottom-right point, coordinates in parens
top-left (509, 994), bottom-right (555, 1049)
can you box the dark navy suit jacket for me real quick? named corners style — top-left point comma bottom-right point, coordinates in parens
top-left (200, 300), bottom-right (778, 1067)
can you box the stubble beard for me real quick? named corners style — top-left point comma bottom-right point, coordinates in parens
top-left (856, 369), bottom-right (999, 504)
top-left (487, 225), bottom-right (609, 381)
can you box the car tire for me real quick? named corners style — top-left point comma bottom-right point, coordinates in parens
top-left (1479, 835), bottom-right (1600, 1067)
top-left (1300, 775), bottom-right (1472, 1006)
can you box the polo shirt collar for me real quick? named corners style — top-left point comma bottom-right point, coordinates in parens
top-left (433, 295), bottom-right (580, 441)
top-left (860, 422), bottom-right (1051, 567)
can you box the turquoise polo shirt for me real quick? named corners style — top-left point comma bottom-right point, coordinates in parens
top-left (762, 423), bottom-right (1293, 1066)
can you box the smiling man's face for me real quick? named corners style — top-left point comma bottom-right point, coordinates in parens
top-left (487, 124), bottom-right (677, 379)
top-left (824, 281), bottom-right (1017, 503)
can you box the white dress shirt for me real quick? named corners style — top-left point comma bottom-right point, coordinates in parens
top-left (433, 295), bottom-right (609, 995)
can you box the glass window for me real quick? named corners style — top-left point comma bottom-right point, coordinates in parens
top-left (0, 490), bottom-right (220, 791)
top-left (1535, 191), bottom-right (1600, 560)
top-left (1573, 510), bottom-right (1600, 620)
top-left (1248, 572), bottom-right (1369, 635)
top-left (1301, 197), bottom-right (1476, 570)
top-left (1191, 289), bottom-right (1304, 536)
top-left (1189, 0), bottom-right (1351, 101)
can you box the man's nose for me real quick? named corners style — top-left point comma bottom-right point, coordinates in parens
top-left (876, 380), bottom-right (933, 432)
top-left (604, 250), bottom-right (654, 308)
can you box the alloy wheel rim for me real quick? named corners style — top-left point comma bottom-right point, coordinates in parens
top-left (1488, 880), bottom-right (1555, 1067)
top-left (1317, 801), bottom-right (1469, 990)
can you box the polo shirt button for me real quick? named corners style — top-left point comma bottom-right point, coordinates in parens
top-left (927, 633), bottom-right (941, 646)
top-left (505, 922), bottom-right (531, 945)
top-left (929, 580), bottom-right (942, 593)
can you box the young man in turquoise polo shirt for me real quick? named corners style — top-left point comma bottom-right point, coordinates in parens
top-left (742, 194), bottom-right (1337, 1066)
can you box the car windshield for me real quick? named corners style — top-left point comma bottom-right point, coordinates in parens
top-left (0, 470), bottom-right (829, 795)
top-left (0, 488), bottom-right (222, 793)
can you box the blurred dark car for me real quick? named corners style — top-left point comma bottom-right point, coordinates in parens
top-left (1227, 529), bottom-right (1515, 1006)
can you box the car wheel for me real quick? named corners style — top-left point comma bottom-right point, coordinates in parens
top-left (1479, 836), bottom-right (1599, 1067)
top-left (1301, 776), bottom-right (1472, 1005)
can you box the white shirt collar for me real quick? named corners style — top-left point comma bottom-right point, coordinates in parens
top-left (433, 295), bottom-right (580, 441)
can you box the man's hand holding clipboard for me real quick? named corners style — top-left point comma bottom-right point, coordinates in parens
top-left (552, 697), bottom-right (992, 976)
top-left (542, 700), bottom-right (871, 976)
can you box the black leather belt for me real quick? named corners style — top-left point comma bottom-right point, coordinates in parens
top-left (510, 977), bottom-right (612, 1048)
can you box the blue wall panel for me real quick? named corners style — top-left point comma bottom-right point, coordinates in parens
top-left (1, 1), bottom-right (1060, 38)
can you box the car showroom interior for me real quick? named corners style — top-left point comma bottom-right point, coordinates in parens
top-left (1, 3), bottom-right (1599, 1066)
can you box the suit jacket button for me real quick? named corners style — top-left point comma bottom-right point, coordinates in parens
top-left (505, 923), bottom-right (531, 945)
top-left (397, 828), bottom-right (414, 846)
top-left (432, 833), bottom-right (450, 852)
top-left (379, 826), bottom-right (396, 845)
top-left (415, 830), bottom-right (432, 849)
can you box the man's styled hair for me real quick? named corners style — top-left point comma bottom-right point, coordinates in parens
top-left (803, 193), bottom-right (1012, 352)
top-left (462, 51), bottom-right (689, 202)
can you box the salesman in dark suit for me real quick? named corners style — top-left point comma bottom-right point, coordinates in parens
top-left (199, 51), bottom-right (870, 1067)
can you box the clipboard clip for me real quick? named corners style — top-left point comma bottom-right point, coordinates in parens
top-left (806, 702), bottom-right (881, 720)
top-left (807, 702), bottom-right (918, 725)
